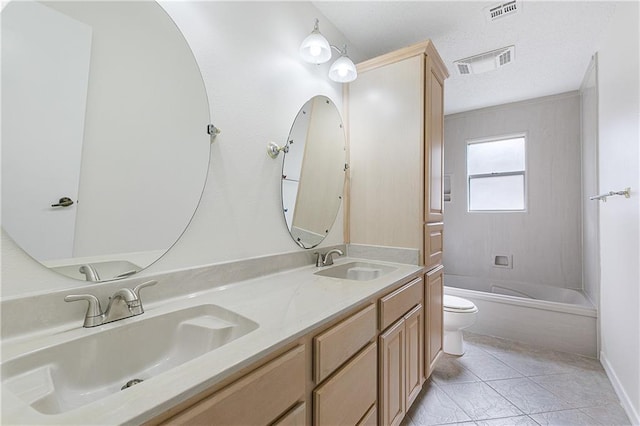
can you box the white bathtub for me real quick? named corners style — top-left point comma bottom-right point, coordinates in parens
top-left (444, 274), bottom-right (597, 357)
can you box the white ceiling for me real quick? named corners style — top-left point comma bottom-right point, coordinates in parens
top-left (312, 1), bottom-right (618, 115)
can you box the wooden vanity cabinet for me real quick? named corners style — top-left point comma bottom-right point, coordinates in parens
top-left (149, 273), bottom-right (430, 426)
top-left (378, 277), bottom-right (424, 426)
top-left (347, 39), bottom-right (447, 390)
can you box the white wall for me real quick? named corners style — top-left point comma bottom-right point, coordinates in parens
top-left (1, 2), bottom-right (357, 297)
top-left (443, 93), bottom-right (583, 289)
top-left (580, 57), bottom-right (600, 309)
top-left (43, 2), bottom-right (212, 259)
top-left (596, 1), bottom-right (640, 423)
top-left (1, 0), bottom-right (91, 261)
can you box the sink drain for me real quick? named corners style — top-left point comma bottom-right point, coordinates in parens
top-left (121, 378), bottom-right (144, 390)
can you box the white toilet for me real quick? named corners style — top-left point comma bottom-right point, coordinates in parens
top-left (443, 295), bottom-right (478, 356)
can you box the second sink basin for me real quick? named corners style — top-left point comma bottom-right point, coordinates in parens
top-left (1, 304), bottom-right (258, 415)
top-left (314, 261), bottom-right (397, 281)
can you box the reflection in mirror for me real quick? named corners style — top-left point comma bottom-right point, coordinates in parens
top-left (282, 96), bottom-right (346, 248)
top-left (1, 0), bottom-right (211, 281)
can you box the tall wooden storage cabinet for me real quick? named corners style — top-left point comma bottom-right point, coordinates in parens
top-left (346, 40), bottom-right (449, 422)
top-left (347, 40), bottom-right (448, 265)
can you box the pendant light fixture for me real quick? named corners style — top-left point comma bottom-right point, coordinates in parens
top-left (328, 45), bottom-right (357, 83)
top-left (299, 19), bottom-right (357, 83)
top-left (299, 19), bottom-right (332, 64)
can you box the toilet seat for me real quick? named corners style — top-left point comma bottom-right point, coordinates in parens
top-left (444, 295), bottom-right (478, 313)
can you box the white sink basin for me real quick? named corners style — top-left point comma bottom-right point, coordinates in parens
top-left (1, 304), bottom-right (258, 414)
top-left (314, 262), bottom-right (397, 281)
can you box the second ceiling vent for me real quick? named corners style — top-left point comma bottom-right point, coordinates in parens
top-left (454, 45), bottom-right (515, 76)
top-left (485, 0), bottom-right (521, 21)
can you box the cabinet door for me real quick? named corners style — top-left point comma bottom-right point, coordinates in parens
top-left (348, 54), bottom-right (424, 250)
top-left (379, 319), bottom-right (405, 426)
top-left (424, 222), bottom-right (444, 269)
top-left (404, 304), bottom-right (424, 407)
top-left (426, 265), bottom-right (444, 377)
top-left (425, 61), bottom-right (445, 223)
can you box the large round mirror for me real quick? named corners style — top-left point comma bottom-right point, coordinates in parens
top-left (281, 96), bottom-right (346, 248)
top-left (1, 1), bottom-right (211, 281)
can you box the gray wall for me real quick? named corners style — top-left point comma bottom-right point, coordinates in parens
top-left (443, 92), bottom-right (582, 289)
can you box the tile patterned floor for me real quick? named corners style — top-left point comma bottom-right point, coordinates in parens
top-left (402, 333), bottom-right (632, 426)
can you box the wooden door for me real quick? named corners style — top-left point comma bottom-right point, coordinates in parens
top-left (426, 265), bottom-right (444, 376)
top-left (348, 54), bottom-right (424, 250)
top-left (404, 304), bottom-right (424, 407)
top-left (379, 319), bottom-right (406, 426)
top-left (425, 58), bottom-right (445, 224)
top-left (424, 222), bottom-right (444, 269)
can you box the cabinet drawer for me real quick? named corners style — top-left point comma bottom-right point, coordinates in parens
top-left (425, 222), bottom-right (443, 269)
top-left (314, 304), bottom-right (376, 383)
top-left (165, 346), bottom-right (305, 425)
top-left (358, 404), bottom-right (377, 426)
top-left (313, 342), bottom-right (377, 426)
top-left (273, 402), bottom-right (306, 426)
top-left (379, 277), bottom-right (423, 331)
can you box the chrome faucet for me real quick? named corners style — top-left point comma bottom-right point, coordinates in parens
top-left (79, 264), bottom-right (100, 282)
top-left (315, 249), bottom-right (344, 267)
top-left (64, 280), bottom-right (157, 327)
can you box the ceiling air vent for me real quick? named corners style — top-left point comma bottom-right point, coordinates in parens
top-left (485, 0), bottom-right (520, 21)
top-left (453, 45), bottom-right (515, 76)
top-left (457, 63), bottom-right (471, 75)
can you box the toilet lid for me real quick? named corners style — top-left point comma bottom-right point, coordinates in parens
top-left (444, 295), bottom-right (477, 312)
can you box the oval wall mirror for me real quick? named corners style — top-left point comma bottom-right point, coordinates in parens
top-left (1, 0), bottom-right (211, 282)
top-left (281, 96), bottom-right (346, 248)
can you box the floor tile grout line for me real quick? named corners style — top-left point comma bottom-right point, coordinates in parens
top-left (428, 379), bottom-right (479, 424)
top-left (437, 377), bottom-right (527, 421)
top-left (433, 379), bottom-right (481, 422)
top-left (415, 333), bottom-right (632, 426)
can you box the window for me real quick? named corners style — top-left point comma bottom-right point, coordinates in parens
top-left (467, 135), bottom-right (526, 211)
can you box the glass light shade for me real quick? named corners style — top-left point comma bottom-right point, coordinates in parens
top-left (328, 55), bottom-right (357, 83)
top-left (299, 31), bottom-right (331, 64)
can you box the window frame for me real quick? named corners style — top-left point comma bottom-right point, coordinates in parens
top-left (466, 133), bottom-right (528, 213)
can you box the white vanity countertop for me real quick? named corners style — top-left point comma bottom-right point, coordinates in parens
top-left (1, 257), bottom-right (423, 425)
